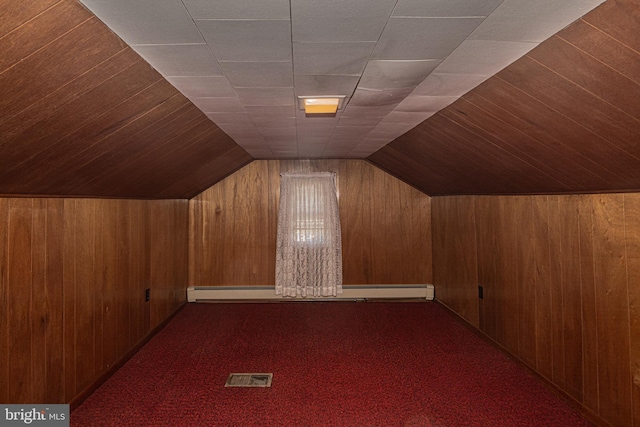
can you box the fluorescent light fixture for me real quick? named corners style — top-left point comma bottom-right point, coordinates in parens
top-left (298, 96), bottom-right (346, 115)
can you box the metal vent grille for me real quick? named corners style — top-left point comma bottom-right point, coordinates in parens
top-left (225, 373), bottom-right (273, 387)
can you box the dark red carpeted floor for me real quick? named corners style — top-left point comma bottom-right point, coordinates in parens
top-left (72, 301), bottom-right (590, 426)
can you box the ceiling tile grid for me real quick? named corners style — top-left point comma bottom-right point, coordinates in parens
top-left (79, 0), bottom-right (605, 159)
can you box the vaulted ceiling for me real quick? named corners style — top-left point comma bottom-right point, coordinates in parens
top-left (1, 0), bottom-right (639, 199)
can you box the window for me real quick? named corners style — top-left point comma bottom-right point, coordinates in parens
top-left (275, 172), bottom-right (342, 297)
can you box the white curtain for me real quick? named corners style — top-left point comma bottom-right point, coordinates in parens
top-left (276, 172), bottom-right (343, 297)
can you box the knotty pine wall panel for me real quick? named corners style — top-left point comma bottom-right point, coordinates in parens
top-left (0, 197), bottom-right (188, 405)
top-left (189, 160), bottom-right (432, 287)
top-left (432, 193), bottom-right (640, 427)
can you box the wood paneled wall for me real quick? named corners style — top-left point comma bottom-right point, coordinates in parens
top-left (189, 160), bottom-right (431, 286)
top-left (432, 194), bottom-right (640, 427)
top-left (0, 0), bottom-right (252, 199)
top-left (0, 197), bottom-right (188, 405)
top-left (368, 0), bottom-right (640, 197)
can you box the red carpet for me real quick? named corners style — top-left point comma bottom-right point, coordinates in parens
top-left (72, 302), bottom-right (590, 426)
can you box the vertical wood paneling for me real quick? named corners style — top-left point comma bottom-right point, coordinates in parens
top-left (8, 199), bottom-right (33, 402)
top-left (624, 193), bottom-right (640, 427)
top-left (150, 200), bottom-right (188, 329)
top-left (101, 201), bottom-right (117, 372)
top-left (370, 166), bottom-right (392, 283)
top-left (338, 160), bottom-right (367, 284)
top-left (45, 199), bottom-right (64, 402)
top-left (31, 200), bottom-right (47, 403)
top-left (1, 196), bottom-right (188, 404)
top-left (497, 196), bottom-right (517, 354)
top-left (189, 160), bottom-right (432, 286)
top-left (547, 196), bottom-right (566, 389)
top-left (474, 196), bottom-right (497, 337)
top-left (92, 200), bottom-right (105, 378)
top-left (560, 196), bottom-right (584, 402)
top-left (577, 195), bottom-right (599, 415)
top-left (414, 188), bottom-right (432, 284)
top-left (0, 199), bottom-right (7, 403)
top-left (116, 200), bottom-right (131, 361)
top-left (434, 193), bottom-right (639, 427)
top-left (531, 196), bottom-right (553, 380)
top-left (514, 196), bottom-right (536, 368)
top-left (592, 194), bottom-right (632, 425)
top-left (75, 199), bottom-right (96, 395)
top-left (432, 197), bottom-right (478, 327)
top-left (62, 199), bottom-right (75, 402)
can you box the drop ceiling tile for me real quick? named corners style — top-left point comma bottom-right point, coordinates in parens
top-left (270, 149), bottom-right (298, 157)
top-left (296, 128), bottom-right (337, 139)
top-left (382, 111), bottom-right (432, 127)
top-left (260, 127), bottom-right (297, 138)
top-left (470, 0), bottom-right (605, 43)
top-left (235, 87), bottom-right (294, 106)
top-left (251, 117), bottom-right (297, 127)
top-left (341, 105), bottom-right (397, 118)
top-left (411, 73), bottom-right (490, 97)
top-left (327, 141), bottom-right (361, 151)
top-left (372, 17), bottom-right (485, 60)
top-left (293, 75), bottom-right (360, 97)
top-left (298, 145), bottom-right (328, 157)
top-left (367, 124), bottom-right (412, 139)
top-left (337, 116), bottom-right (382, 127)
top-left (359, 60), bottom-right (441, 90)
top-left (245, 105), bottom-right (296, 117)
top-left (297, 137), bottom-right (330, 144)
top-left (374, 122), bottom-right (417, 135)
top-left (133, 44), bottom-right (223, 77)
top-left (205, 112), bottom-right (253, 124)
top-left (197, 19), bottom-right (292, 61)
top-left (291, 0), bottom-right (396, 42)
top-left (293, 42), bottom-right (375, 76)
top-left (435, 40), bottom-right (536, 76)
top-left (80, 0), bottom-right (203, 45)
top-left (392, 0), bottom-right (504, 17)
top-left (191, 97), bottom-right (247, 113)
top-left (355, 137), bottom-right (391, 150)
top-left (268, 144), bottom-right (298, 153)
top-left (323, 147), bottom-right (353, 157)
top-left (296, 124), bottom-right (338, 135)
top-left (332, 125), bottom-right (375, 136)
top-left (166, 76), bottom-right (236, 97)
top-left (349, 87), bottom-right (414, 107)
top-left (220, 62), bottom-right (293, 88)
top-left (183, 0), bottom-right (290, 19)
top-left (395, 95), bottom-right (458, 112)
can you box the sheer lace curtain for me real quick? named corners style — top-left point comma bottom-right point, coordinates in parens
top-left (275, 172), bottom-right (343, 297)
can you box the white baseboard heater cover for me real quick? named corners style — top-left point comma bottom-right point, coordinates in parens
top-left (187, 284), bottom-right (434, 302)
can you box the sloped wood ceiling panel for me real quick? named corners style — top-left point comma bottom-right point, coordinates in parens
top-left (0, 0), bottom-right (252, 199)
top-left (368, 0), bottom-right (640, 196)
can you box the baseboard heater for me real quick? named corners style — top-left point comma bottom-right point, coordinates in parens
top-left (187, 284), bottom-right (434, 302)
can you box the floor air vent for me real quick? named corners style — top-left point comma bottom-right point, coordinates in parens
top-left (225, 373), bottom-right (273, 387)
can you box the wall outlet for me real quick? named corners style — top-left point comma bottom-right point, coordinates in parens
top-left (145, 288), bottom-right (150, 302)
